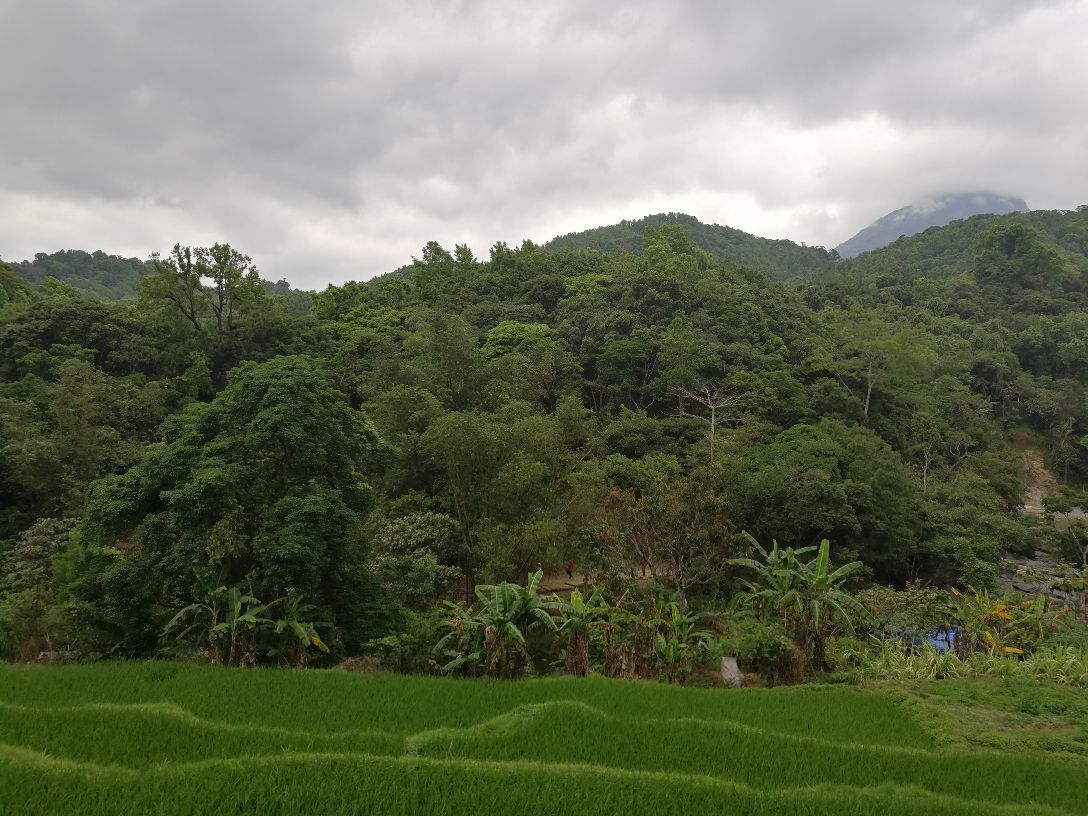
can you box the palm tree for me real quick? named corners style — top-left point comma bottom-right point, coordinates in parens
top-left (730, 534), bottom-right (865, 669)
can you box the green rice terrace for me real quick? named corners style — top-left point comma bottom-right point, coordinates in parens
top-left (1, 662), bottom-right (1086, 815)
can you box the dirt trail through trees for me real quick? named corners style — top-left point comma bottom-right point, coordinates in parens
top-left (537, 562), bottom-right (672, 595)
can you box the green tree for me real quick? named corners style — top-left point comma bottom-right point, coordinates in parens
top-left (594, 467), bottom-right (737, 611)
top-left (482, 321), bottom-right (579, 410)
top-left (823, 307), bottom-right (937, 422)
top-left (199, 243), bottom-right (263, 342)
top-left (0, 355), bottom-right (139, 519)
top-left (1044, 487), bottom-right (1088, 568)
top-left (0, 517), bottom-right (76, 660)
top-left (140, 242), bottom-right (290, 377)
top-left (728, 420), bottom-right (920, 581)
top-left (370, 512), bottom-right (462, 611)
top-left (69, 355), bottom-right (383, 653)
top-left (974, 224), bottom-right (1068, 297)
top-left (143, 244), bottom-right (207, 333)
top-left (0, 261), bottom-right (34, 317)
top-left (421, 407), bottom-right (571, 590)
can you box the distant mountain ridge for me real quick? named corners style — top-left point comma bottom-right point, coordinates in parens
top-left (545, 212), bottom-right (836, 281)
top-left (836, 193), bottom-right (1028, 258)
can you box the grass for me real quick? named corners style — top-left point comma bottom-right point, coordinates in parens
top-left (0, 700), bottom-right (403, 767)
top-left (886, 678), bottom-right (1088, 757)
top-left (0, 662), bottom-right (1085, 815)
top-left (410, 702), bottom-right (1088, 812)
top-left (0, 661), bottom-right (924, 745)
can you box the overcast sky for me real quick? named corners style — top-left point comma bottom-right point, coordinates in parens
top-left (2, 1), bottom-right (1086, 289)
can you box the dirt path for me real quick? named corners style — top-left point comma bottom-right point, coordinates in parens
top-left (537, 562), bottom-right (672, 595)
top-left (537, 572), bottom-right (589, 593)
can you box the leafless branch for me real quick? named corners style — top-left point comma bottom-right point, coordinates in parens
top-left (672, 383), bottom-right (748, 464)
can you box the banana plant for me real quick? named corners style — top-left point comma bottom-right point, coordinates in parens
top-left (730, 534), bottom-right (865, 670)
top-left (164, 585), bottom-right (329, 667)
top-left (651, 601), bottom-right (711, 684)
top-left (435, 570), bottom-right (560, 678)
top-left (434, 603), bottom-right (485, 675)
top-left (555, 587), bottom-right (608, 677)
top-left (1011, 594), bottom-right (1070, 649)
top-left (951, 585), bottom-right (1070, 657)
top-left (590, 599), bottom-right (638, 679)
top-left (163, 584), bottom-right (268, 666)
top-left (265, 595), bottom-right (330, 667)
top-left (950, 585), bottom-right (1020, 656)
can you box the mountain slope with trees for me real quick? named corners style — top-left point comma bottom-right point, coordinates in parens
top-left (4, 249), bottom-right (313, 310)
top-left (7, 250), bottom-right (155, 300)
top-left (2, 213), bottom-right (1086, 662)
top-left (835, 194), bottom-right (1029, 258)
top-left (545, 212), bottom-right (837, 281)
top-left (823, 206), bottom-right (1088, 282)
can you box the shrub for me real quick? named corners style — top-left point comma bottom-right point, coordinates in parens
top-left (824, 635), bottom-right (870, 676)
top-left (721, 616), bottom-right (803, 685)
top-left (856, 639), bottom-right (1088, 686)
top-left (364, 610), bottom-right (445, 673)
top-left (857, 582), bottom-right (953, 639)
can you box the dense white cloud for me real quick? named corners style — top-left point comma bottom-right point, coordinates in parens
top-left (1, 0), bottom-right (1085, 287)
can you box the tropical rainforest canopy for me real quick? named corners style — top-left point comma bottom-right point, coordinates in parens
top-left (2, 206), bottom-right (1088, 659)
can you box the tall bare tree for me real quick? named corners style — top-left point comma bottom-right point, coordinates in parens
top-left (673, 383), bottom-right (746, 465)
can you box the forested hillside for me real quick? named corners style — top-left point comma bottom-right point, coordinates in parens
top-left (545, 212), bottom-right (837, 280)
top-left (2, 216), bottom-right (1086, 660)
top-left (8, 250), bottom-right (155, 300)
top-left (826, 206), bottom-right (1088, 281)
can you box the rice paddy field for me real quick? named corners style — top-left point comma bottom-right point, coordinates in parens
top-left (1, 662), bottom-right (1086, 815)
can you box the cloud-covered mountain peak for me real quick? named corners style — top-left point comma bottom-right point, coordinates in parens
top-left (836, 193), bottom-right (1028, 258)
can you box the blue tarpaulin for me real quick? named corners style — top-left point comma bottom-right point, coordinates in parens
top-left (923, 628), bottom-right (959, 654)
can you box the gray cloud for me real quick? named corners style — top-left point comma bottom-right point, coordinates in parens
top-left (1, 0), bottom-right (1085, 288)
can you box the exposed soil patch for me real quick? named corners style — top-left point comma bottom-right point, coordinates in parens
top-left (1036, 723), bottom-right (1078, 733)
top-left (1010, 430), bottom-right (1057, 515)
top-left (537, 562), bottom-right (672, 596)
